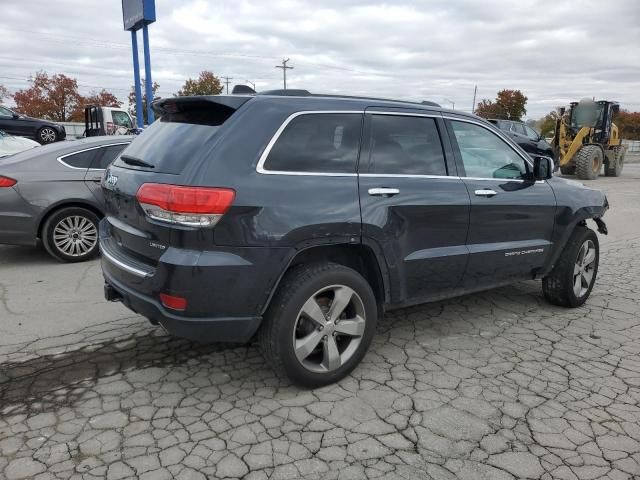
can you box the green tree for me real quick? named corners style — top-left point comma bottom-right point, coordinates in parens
top-left (176, 71), bottom-right (223, 96)
top-left (476, 89), bottom-right (528, 121)
top-left (537, 111), bottom-right (559, 137)
top-left (128, 80), bottom-right (160, 126)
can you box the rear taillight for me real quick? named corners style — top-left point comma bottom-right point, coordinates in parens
top-left (160, 293), bottom-right (187, 311)
top-left (136, 183), bottom-right (235, 227)
top-left (0, 176), bottom-right (17, 188)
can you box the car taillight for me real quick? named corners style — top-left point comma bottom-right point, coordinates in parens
top-left (136, 183), bottom-right (235, 227)
top-left (0, 176), bottom-right (17, 188)
top-left (160, 293), bottom-right (187, 311)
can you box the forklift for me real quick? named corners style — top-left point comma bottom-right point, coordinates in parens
top-left (552, 98), bottom-right (627, 180)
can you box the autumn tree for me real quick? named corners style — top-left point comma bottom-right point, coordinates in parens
top-left (0, 85), bottom-right (9, 104)
top-left (614, 110), bottom-right (640, 140)
top-left (69, 89), bottom-right (123, 121)
top-left (13, 71), bottom-right (83, 121)
top-left (128, 80), bottom-right (160, 126)
top-left (476, 89), bottom-right (528, 121)
top-left (176, 71), bottom-right (223, 96)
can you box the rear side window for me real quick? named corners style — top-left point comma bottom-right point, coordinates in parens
top-left (113, 102), bottom-right (236, 174)
top-left (368, 115), bottom-right (446, 176)
top-left (264, 113), bottom-right (362, 173)
top-left (92, 144), bottom-right (129, 170)
top-left (60, 149), bottom-right (100, 169)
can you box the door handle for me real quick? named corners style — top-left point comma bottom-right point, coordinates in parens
top-left (368, 187), bottom-right (400, 197)
top-left (474, 189), bottom-right (497, 197)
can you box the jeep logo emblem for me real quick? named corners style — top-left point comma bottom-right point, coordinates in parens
top-left (105, 171), bottom-right (118, 188)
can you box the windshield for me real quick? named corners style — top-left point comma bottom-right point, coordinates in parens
top-left (571, 102), bottom-right (605, 129)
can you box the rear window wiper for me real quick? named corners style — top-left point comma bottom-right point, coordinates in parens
top-left (120, 155), bottom-right (155, 168)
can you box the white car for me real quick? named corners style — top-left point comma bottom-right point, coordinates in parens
top-left (0, 130), bottom-right (40, 158)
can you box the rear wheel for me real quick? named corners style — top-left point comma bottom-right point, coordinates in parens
top-left (259, 262), bottom-right (377, 387)
top-left (575, 145), bottom-right (603, 180)
top-left (42, 207), bottom-right (100, 262)
top-left (605, 147), bottom-right (625, 177)
top-left (560, 165), bottom-right (576, 175)
top-left (542, 226), bottom-right (599, 307)
top-left (37, 126), bottom-right (58, 144)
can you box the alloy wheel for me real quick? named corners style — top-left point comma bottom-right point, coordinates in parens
top-left (293, 285), bottom-right (366, 373)
top-left (53, 215), bottom-right (98, 257)
top-left (40, 127), bottom-right (56, 143)
top-left (573, 239), bottom-right (596, 297)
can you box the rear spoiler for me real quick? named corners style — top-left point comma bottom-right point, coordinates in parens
top-left (152, 96), bottom-right (252, 117)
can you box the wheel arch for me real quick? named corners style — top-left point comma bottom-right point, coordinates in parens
top-left (37, 200), bottom-right (104, 239)
top-left (260, 242), bottom-right (390, 315)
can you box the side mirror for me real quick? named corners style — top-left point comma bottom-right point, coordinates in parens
top-left (533, 156), bottom-right (553, 180)
top-left (12, 114), bottom-right (20, 119)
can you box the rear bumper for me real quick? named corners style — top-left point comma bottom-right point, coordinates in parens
top-left (99, 218), bottom-right (291, 343)
top-left (103, 272), bottom-right (261, 343)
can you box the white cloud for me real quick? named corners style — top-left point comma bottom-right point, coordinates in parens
top-left (0, 0), bottom-right (638, 117)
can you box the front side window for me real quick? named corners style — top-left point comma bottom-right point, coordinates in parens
top-left (264, 113), bottom-right (362, 173)
top-left (450, 121), bottom-right (529, 180)
top-left (368, 115), bottom-right (446, 176)
top-left (510, 123), bottom-right (526, 135)
top-left (112, 111), bottom-right (132, 129)
top-left (524, 125), bottom-right (540, 141)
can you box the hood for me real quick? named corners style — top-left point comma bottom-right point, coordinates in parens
top-left (0, 135), bottom-right (41, 158)
top-left (14, 114), bottom-right (61, 127)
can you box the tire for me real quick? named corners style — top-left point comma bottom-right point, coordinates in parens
top-left (259, 262), bottom-right (378, 387)
top-left (37, 126), bottom-right (58, 144)
top-left (560, 165), bottom-right (576, 175)
top-left (542, 226), bottom-right (599, 307)
top-left (42, 207), bottom-right (100, 262)
top-left (575, 145), bottom-right (603, 180)
top-left (605, 147), bottom-right (625, 177)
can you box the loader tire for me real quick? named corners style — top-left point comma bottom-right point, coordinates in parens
top-left (605, 147), bottom-right (625, 177)
top-left (560, 165), bottom-right (576, 175)
top-left (575, 145), bottom-right (603, 180)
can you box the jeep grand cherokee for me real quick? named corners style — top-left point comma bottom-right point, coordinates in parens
top-left (100, 90), bottom-right (608, 387)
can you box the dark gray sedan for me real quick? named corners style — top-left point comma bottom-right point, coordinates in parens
top-left (0, 136), bottom-right (132, 262)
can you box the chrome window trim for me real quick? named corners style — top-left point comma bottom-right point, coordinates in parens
top-left (366, 110), bottom-right (440, 118)
top-left (101, 247), bottom-right (151, 278)
top-left (57, 142), bottom-right (130, 171)
top-left (442, 115), bottom-right (534, 169)
top-left (359, 173), bottom-right (455, 180)
top-left (256, 110), bottom-right (364, 177)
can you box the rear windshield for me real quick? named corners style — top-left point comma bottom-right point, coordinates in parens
top-left (112, 103), bottom-right (235, 174)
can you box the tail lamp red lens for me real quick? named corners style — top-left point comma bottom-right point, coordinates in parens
top-left (136, 183), bottom-right (235, 227)
top-left (0, 176), bottom-right (17, 188)
top-left (160, 293), bottom-right (187, 311)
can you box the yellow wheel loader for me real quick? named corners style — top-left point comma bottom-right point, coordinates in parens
top-left (551, 98), bottom-right (627, 180)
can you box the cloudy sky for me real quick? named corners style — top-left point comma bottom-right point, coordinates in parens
top-left (1, 0), bottom-right (639, 118)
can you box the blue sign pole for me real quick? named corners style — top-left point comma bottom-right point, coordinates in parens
top-left (142, 24), bottom-right (155, 124)
top-left (131, 31), bottom-right (144, 129)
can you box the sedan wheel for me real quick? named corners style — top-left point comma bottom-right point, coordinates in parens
top-left (38, 127), bottom-right (58, 144)
top-left (42, 207), bottom-right (100, 262)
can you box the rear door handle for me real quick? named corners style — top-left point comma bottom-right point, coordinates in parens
top-left (474, 189), bottom-right (497, 197)
top-left (368, 187), bottom-right (400, 197)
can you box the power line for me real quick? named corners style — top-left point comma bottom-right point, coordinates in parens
top-left (275, 58), bottom-right (293, 90)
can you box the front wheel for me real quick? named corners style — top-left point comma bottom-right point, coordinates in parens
top-left (42, 207), bottom-right (100, 262)
top-left (37, 126), bottom-right (58, 144)
top-left (259, 262), bottom-right (378, 387)
top-left (542, 226), bottom-right (599, 307)
top-left (575, 145), bottom-right (603, 180)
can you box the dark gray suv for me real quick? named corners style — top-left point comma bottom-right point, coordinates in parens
top-left (100, 91), bottom-right (608, 386)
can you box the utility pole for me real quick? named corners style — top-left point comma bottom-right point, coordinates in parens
top-left (472, 85), bottom-right (477, 114)
top-left (246, 80), bottom-right (256, 90)
top-left (275, 58), bottom-right (293, 90)
top-left (222, 76), bottom-right (233, 94)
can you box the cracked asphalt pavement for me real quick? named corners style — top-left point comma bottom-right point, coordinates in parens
top-left (1, 165), bottom-right (640, 479)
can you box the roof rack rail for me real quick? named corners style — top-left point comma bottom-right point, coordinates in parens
top-left (259, 89), bottom-right (312, 97)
